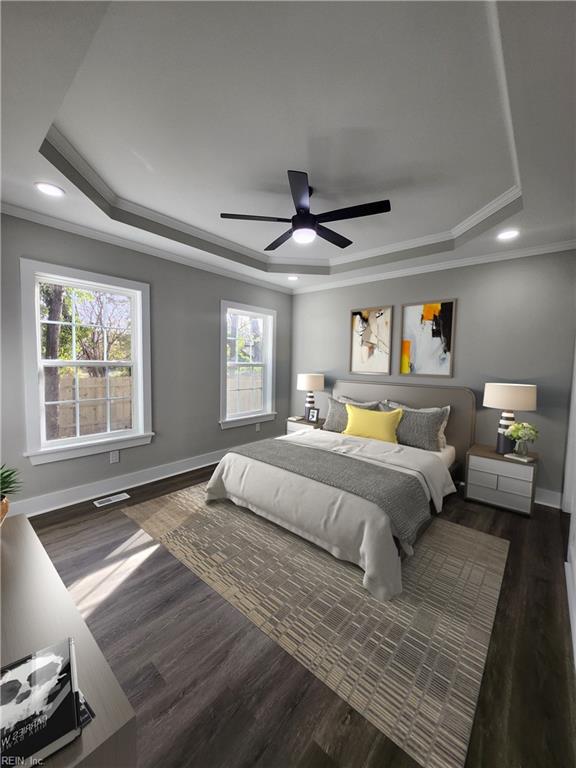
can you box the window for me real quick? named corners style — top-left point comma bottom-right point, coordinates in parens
top-left (21, 260), bottom-right (152, 464)
top-left (220, 301), bottom-right (276, 428)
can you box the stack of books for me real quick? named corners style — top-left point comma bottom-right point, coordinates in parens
top-left (1, 638), bottom-right (95, 765)
top-left (503, 453), bottom-right (535, 464)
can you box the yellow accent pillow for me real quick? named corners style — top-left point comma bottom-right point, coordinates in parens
top-left (343, 405), bottom-right (403, 443)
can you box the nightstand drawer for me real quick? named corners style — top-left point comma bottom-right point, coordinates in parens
top-left (467, 483), bottom-right (532, 514)
top-left (497, 475), bottom-right (532, 497)
top-left (468, 454), bottom-right (534, 482)
top-left (468, 469), bottom-right (498, 489)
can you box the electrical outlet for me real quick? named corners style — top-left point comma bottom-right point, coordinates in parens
top-left (109, 450), bottom-right (120, 464)
top-left (255, 423), bottom-right (261, 433)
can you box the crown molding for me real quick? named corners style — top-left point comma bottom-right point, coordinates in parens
top-left (47, 124), bottom-right (118, 206)
top-left (486, 0), bottom-right (522, 188)
top-left (48, 126), bottom-right (270, 265)
top-left (450, 185), bottom-right (521, 239)
top-left (266, 252), bottom-right (330, 267)
top-left (40, 128), bottom-right (276, 273)
top-left (40, 116), bottom-right (523, 277)
top-left (115, 197), bottom-right (266, 265)
top-left (328, 230), bottom-right (453, 266)
top-left (327, 185), bottom-right (521, 268)
top-left (1, 203), bottom-right (293, 294)
top-left (5, 201), bottom-right (573, 299)
top-left (292, 240), bottom-right (576, 294)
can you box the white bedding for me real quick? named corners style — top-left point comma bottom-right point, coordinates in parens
top-left (206, 430), bottom-right (456, 601)
top-left (435, 444), bottom-right (456, 469)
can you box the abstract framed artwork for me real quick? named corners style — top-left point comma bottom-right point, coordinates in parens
top-left (400, 300), bottom-right (456, 377)
top-left (350, 306), bottom-right (393, 375)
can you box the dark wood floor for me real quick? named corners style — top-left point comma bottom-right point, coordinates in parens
top-left (32, 470), bottom-right (576, 768)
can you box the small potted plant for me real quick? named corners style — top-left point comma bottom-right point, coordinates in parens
top-left (505, 422), bottom-right (538, 458)
top-left (1, 465), bottom-right (22, 526)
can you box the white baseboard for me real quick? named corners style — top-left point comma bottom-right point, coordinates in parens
top-left (535, 488), bottom-right (562, 509)
top-left (8, 447), bottom-right (231, 518)
top-left (566, 563), bottom-right (576, 669)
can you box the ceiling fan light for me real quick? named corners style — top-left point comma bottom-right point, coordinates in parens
top-left (292, 227), bottom-right (316, 245)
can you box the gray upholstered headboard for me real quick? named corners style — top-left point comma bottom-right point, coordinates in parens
top-left (332, 380), bottom-right (476, 468)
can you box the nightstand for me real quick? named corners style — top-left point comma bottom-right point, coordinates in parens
top-left (286, 416), bottom-right (326, 434)
top-left (465, 443), bottom-right (538, 515)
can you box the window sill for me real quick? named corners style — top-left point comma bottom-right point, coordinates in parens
top-left (24, 432), bottom-right (155, 465)
top-left (219, 413), bottom-right (277, 430)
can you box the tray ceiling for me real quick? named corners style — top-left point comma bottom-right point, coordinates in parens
top-left (2, 2), bottom-right (574, 291)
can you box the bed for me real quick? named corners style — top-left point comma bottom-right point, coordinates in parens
top-left (207, 381), bottom-right (476, 600)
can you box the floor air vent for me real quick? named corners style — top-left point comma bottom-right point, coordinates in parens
top-left (93, 492), bottom-right (130, 508)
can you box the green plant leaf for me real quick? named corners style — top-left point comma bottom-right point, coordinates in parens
top-left (0, 464), bottom-right (22, 498)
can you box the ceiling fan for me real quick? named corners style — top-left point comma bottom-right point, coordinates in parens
top-left (220, 170), bottom-right (391, 251)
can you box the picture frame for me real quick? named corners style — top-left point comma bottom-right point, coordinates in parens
top-left (349, 306), bottom-right (393, 375)
top-left (399, 299), bottom-right (456, 377)
top-left (307, 407), bottom-right (319, 423)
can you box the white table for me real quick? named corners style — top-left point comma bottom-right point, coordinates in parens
top-left (1, 515), bottom-right (136, 767)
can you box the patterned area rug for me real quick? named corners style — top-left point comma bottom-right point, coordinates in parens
top-left (125, 483), bottom-right (509, 768)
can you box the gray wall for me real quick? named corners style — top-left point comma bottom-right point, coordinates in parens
top-left (1, 215), bottom-right (292, 501)
top-left (3, 214), bottom-right (574, 501)
top-left (291, 252), bottom-right (576, 493)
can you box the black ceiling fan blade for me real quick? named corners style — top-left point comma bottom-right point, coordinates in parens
top-left (287, 170), bottom-right (310, 213)
top-left (316, 224), bottom-right (352, 249)
top-left (221, 213), bottom-right (291, 222)
top-left (316, 199), bottom-right (391, 224)
top-left (264, 229), bottom-right (293, 251)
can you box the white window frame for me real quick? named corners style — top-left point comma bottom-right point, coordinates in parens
top-left (20, 259), bottom-right (153, 464)
top-left (220, 300), bottom-right (276, 429)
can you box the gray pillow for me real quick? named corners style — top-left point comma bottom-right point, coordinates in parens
top-left (386, 401), bottom-right (450, 447)
top-left (323, 396), bottom-right (380, 433)
top-left (381, 401), bottom-right (450, 452)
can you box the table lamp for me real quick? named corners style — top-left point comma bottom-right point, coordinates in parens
top-left (296, 373), bottom-right (325, 420)
top-left (483, 382), bottom-right (537, 454)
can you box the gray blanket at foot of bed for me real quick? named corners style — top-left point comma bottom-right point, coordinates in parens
top-left (229, 439), bottom-right (430, 550)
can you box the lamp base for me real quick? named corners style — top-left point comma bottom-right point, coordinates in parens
top-left (304, 391), bottom-right (315, 420)
top-left (496, 410), bottom-right (515, 454)
top-left (496, 432), bottom-right (515, 455)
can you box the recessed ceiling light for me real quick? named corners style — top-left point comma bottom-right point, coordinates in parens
top-left (497, 229), bottom-right (519, 241)
top-left (34, 182), bottom-right (65, 198)
top-left (287, 275), bottom-right (299, 281)
top-left (292, 227), bottom-right (316, 245)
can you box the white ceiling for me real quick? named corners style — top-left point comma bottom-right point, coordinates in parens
top-left (2, 2), bottom-right (574, 293)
